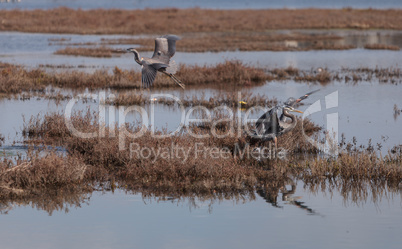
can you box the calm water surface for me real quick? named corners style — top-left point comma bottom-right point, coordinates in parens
top-left (1, 31), bottom-right (402, 72)
top-left (0, 183), bottom-right (401, 249)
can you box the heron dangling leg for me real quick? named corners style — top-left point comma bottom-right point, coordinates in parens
top-left (274, 137), bottom-right (278, 153)
top-left (162, 71), bottom-right (185, 89)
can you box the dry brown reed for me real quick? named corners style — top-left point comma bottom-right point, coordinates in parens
top-left (0, 110), bottom-right (397, 206)
top-left (2, 8), bottom-right (402, 35)
top-left (20, 111), bottom-right (281, 195)
top-left (364, 44), bottom-right (400, 51)
top-left (3, 62), bottom-right (402, 98)
top-left (0, 61), bottom-right (270, 96)
top-left (0, 63), bottom-right (47, 94)
top-left (0, 153), bottom-right (87, 199)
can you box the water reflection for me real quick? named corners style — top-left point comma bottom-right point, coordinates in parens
top-left (394, 104), bottom-right (401, 120)
top-left (0, 189), bottom-right (91, 215)
top-left (257, 179), bottom-right (323, 216)
top-left (0, 176), bottom-right (399, 215)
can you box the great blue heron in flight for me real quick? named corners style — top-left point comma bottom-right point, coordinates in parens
top-left (127, 35), bottom-right (185, 89)
top-left (251, 90), bottom-right (319, 147)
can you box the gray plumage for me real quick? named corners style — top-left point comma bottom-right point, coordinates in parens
top-left (127, 35), bottom-right (184, 89)
top-left (251, 90), bottom-right (319, 146)
top-left (253, 105), bottom-right (302, 142)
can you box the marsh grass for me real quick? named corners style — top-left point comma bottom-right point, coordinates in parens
top-left (0, 152), bottom-right (87, 199)
top-left (0, 61), bottom-right (269, 96)
top-left (2, 63), bottom-right (402, 98)
top-left (2, 8), bottom-right (402, 35)
top-left (0, 110), bottom-right (399, 206)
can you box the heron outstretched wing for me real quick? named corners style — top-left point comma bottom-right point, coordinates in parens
top-left (295, 89), bottom-right (320, 103)
top-left (141, 63), bottom-right (158, 88)
top-left (151, 35), bottom-right (180, 64)
top-left (285, 89), bottom-right (320, 107)
top-left (141, 61), bottom-right (169, 88)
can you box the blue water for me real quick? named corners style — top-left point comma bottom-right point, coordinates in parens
top-left (0, 0), bottom-right (401, 10)
top-left (0, 185), bottom-right (401, 249)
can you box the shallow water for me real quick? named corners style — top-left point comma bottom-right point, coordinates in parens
top-left (1, 0), bottom-right (402, 10)
top-left (1, 31), bottom-right (402, 72)
top-left (0, 182), bottom-right (401, 249)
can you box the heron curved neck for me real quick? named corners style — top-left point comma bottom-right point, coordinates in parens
top-left (132, 50), bottom-right (142, 65)
top-left (281, 109), bottom-right (297, 128)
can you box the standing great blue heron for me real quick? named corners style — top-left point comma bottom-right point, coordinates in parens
top-left (251, 90), bottom-right (319, 147)
top-left (127, 35), bottom-right (185, 89)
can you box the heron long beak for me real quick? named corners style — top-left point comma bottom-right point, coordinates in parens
top-left (292, 109), bottom-right (303, 113)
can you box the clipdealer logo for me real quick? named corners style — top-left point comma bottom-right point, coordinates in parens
top-left (64, 90), bottom-right (339, 156)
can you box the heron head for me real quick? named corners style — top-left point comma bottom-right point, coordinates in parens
top-left (126, 48), bottom-right (137, 53)
top-left (284, 105), bottom-right (303, 114)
